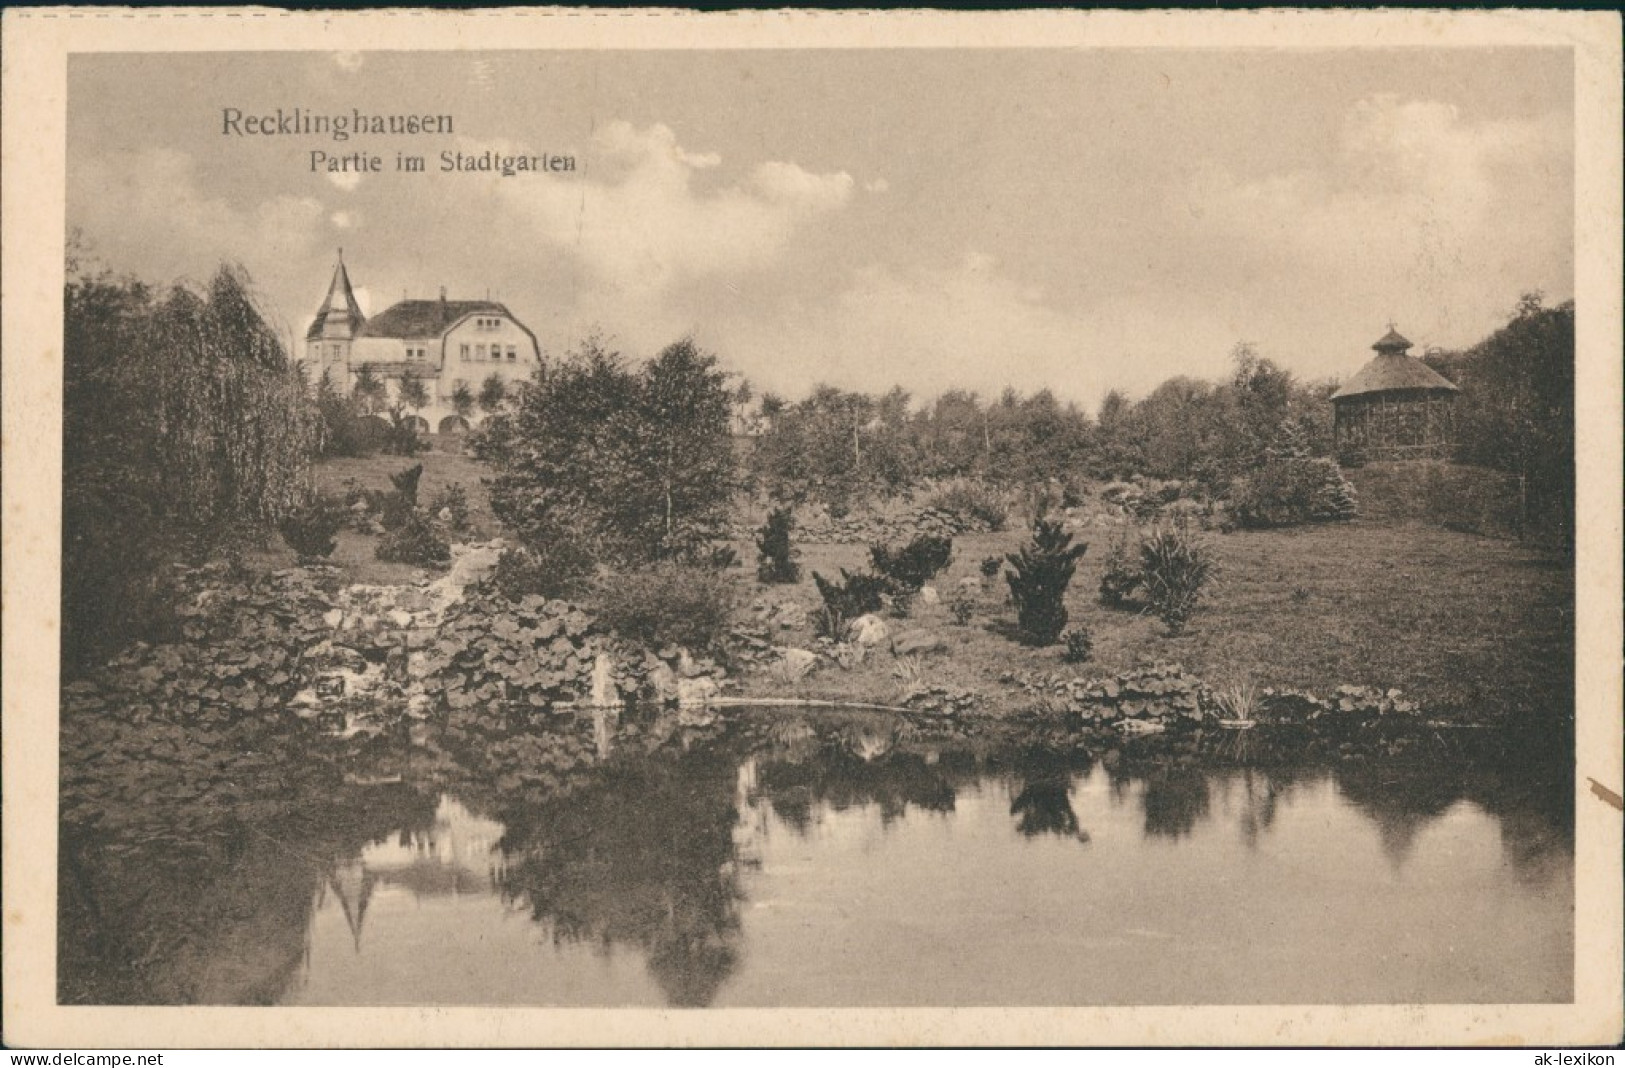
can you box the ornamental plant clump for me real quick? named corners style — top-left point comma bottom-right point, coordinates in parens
top-left (812, 569), bottom-right (889, 641)
top-left (592, 562), bottom-right (739, 654)
top-left (375, 510), bottom-right (451, 566)
top-left (869, 534), bottom-right (954, 594)
top-left (278, 494), bottom-right (347, 561)
top-left (1097, 532), bottom-right (1143, 609)
top-left (755, 507), bottom-right (802, 584)
top-left (1005, 516), bottom-right (1089, 646)
top-left (1060, 624), bottom-right (1094, 664)
top-left (1138, 524), bottom-right (1216, 636)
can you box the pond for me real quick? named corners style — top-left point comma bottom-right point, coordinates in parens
top-left (58, 706), bottom-right (1573, 1007)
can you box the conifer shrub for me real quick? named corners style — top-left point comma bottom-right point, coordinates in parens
top-left (869, 534), bottom-right (954, 593)
top-left (979, 555), bottom-right (1004, 580)
top-left (1138, 524), bottom-right (1216, 636)
top-left (278, 494), bottom-right (347, 561)
top-left (593, 562), bottom-right (739, 653)
top-left (1229, 421), bottom-right (1358, 528)
top-left (426, 482), bottom-right (470, 531)
top-left (755, 507), bottom-right (802, 584)
top-left (1005, 516), bottom-right (1088, 646)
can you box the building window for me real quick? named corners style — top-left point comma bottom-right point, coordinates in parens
top-left (506, 345), bottom-right (516, 362)
top-left (476, 344), bottom-right (486, 361)
top-left (460, 344), bottom-right (470, 361)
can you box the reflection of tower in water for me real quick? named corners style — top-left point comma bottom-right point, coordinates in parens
top-left (321, 795), bottom-right (507, 953)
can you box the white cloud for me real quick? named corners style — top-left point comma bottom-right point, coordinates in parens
top-left (488, 121), bottom-right (853, 298)
top-left (326, 169), bottom-right (364, 193)
top-left (1182, 94), bottom-right (1571, 356)
top-left (330, 210), bottom-right (359, 229)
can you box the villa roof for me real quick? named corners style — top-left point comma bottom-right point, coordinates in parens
top-left (360, 299), bottom-right (514, 340)
top-left (304, 260), bottom-right (366, 341)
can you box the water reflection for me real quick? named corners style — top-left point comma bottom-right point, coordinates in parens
top-left (59, 707), bottom-right (1575, 1007)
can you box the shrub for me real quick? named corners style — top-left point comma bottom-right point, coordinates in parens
top-left (1061, 625), bottom-right (1094, 664)
top-left (979, 555), bottom-right (1003, 580)
top-left (926, 481), bottom-right (1009, 531)
top-left (426, 483), bottom-right (470, 531)
top-left (700, 543), bottom-right (741, 571)
top-left (1229, 443), bottom-right (1358, 528)
top-left (1097, 532), bottom-right (1142, 609)
top-left (390, 464), bottom-right (424, 506)
top-left (755, 507), bottom-right (802, 584)
top-left (1138, 524), bottom-right (1216, 635)
top-left (812, 569), bottom-right (889, 640)
top-left (488, 541), bottom-right (595, 602)
top-left (278, 494), bottom-right (347, 560)
top-left (1005, 516), bottom-right (1088, 646)
top-left (869, 534), bottom-right (953, 593)
top-left (948, 590), bottom-right (976, 626)
top-left (593, 562), bottom-right (739, 653)
top-left (375, 511), bottom-right (450, 565)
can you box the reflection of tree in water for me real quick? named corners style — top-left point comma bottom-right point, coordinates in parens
top-left (1009, 749), bottom-right (1093, 841)
top-left (1108, 765), bottom-right (1213, 840)
top-left (1335, 764), bottom-right (1466, 869)
top-left (1227, 768), bottom-right (1310, 850)
top-left (753, 748), bottom-right (960, 832)
top-left (494, 747), bottom-right (747, 1008)
top-left (58, 715), bottom-right (440, 1004)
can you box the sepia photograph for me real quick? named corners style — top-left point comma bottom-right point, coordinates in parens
top-left (3, 7), bottom-right (1621, 1050)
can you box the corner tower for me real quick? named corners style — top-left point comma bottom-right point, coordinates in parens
top-left (305, 251), bottom-right (366, 370)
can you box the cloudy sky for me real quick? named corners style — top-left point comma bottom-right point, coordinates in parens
top-left (67, 48), bottom-right (1572, 410)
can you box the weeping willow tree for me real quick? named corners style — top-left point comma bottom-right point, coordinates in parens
top-left (63, 258), bottom-right (321, 671)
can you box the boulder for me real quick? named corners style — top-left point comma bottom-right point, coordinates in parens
top-left (893, 631), bottom-right (947, 656)
top-left (918, 585), bottom-right (940, 606)
top-left (773, 647), bottom-right (819, 681)
top-left (774, 602), bottom-right (808, 629)
top-left (676, 676), bottom-right (720, 708)
top-left (850, 613), bottom-right (890, 647)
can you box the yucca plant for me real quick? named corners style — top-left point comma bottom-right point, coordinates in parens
top-left (1138, 524), bottom-right (1216, 635)
top-left (1005, 516), bottom-right (1088, 646)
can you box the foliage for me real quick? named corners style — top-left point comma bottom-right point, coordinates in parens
top-left (1137, 524), bottom-right (1216, 635)
top-left (1097, 532), bottom-right (1143, 609)
top-left (62, 257), bottom-right (320, 671)
top-left (925, 480), bottom-right (1009, 531)
top-left (1424, 296), bottom-right (1575, 548)
top-left (1060, 625), bottom-right (1094, 664)
top-left (426, 482), bottom-right (471, 531)
top-left (979, 555), bottom-right (1004, 580)
top-left (351, 363), bottom-right (387, 414)
top-left (488, 542), bottom-right (595, 603)
top-left (450, 380), bottom-right (476, 419)
top-left (1230, 455), bottom-right (1359, 528)
top-left (390, 463), bottom-right (424, 505)
top-left (480, 337), bottom-right (737, 566)
top-left (592, 563), bottom-right (739, 654)
top-left (948, 589), bottom-right (977, 626)
top-left (375, 510), bottom-right (450, 565)
top-left (477, 373), bottom-right (508, 414)
top-left (755, 507), bottom-right (802, 584)
top-left (869, 534), bottom-right (954, 593)
top-left (811, 569), bottom-right (889, 640)
top-left (278, 494), bottom-right (347, 559)
top-left (1004, 516), bottom-right (1088, 646)
top-left (396, 369), bottom-right (429, 413)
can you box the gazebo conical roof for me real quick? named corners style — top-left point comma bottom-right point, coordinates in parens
top-left (1331, 327), bottom-right (1460, 401)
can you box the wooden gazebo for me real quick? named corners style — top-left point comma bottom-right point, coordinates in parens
top-left (1331, 327), bottom-right (1460, 461)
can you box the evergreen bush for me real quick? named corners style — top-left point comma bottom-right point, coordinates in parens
top-left (812, 569), bottom-right (889, 640)
top-left (375, 510), bottom-right (450, 565)
top-left (1005, 516), bottom-right (1088, 646)
top-left (755, 507), bottom-right (802, 584)
top-left (869, 534), bottom-right (954, 593)
top-left (1097, 532), bottom-right (1143, 609)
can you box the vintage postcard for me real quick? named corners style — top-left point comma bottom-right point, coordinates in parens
top-left (3, 7), bottom-right (1621, 1050)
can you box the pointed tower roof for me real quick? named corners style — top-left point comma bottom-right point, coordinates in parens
top-left (305, 253), bottom-right (366, 341)
top-left (1331, 325), bottom-right (1459, 401)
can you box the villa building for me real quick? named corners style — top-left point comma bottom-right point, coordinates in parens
top-left (305, 254), bottom-right (541, 432)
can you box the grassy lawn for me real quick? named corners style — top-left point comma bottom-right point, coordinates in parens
top-left (739, 521), bottom-right (1572, 722)
top-left (265, 450), bottom-right (1573, 723)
